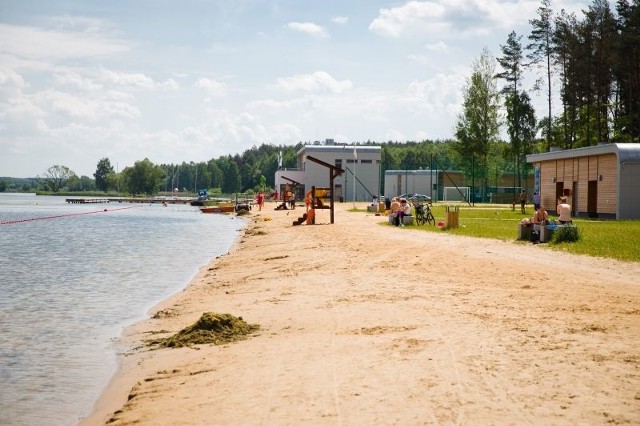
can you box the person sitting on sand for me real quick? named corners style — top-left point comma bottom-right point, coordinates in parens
top-left (557, 196), bottom-right (572, 224)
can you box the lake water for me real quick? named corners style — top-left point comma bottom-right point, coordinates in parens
top-left (0, 194), bottom-right (242, 425)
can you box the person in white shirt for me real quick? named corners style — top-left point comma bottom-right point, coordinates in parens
top-left (557, 197), bottom-right (572, 224)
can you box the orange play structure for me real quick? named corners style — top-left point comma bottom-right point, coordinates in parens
top-left (291, 155), bottom-right (344, 226)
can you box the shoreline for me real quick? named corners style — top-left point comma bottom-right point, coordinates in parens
top-left (79, 213), bottom-right (249, 425)
top-left (81, 202), bottom-right (640, 425)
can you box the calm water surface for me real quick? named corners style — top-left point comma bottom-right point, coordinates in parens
top-left (0, 194), bottom-right (242, 425)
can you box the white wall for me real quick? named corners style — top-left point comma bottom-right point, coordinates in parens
top-left (384, 170), bottom-right (437, 200)
top-left (275, 145), bottom-right (382, 202)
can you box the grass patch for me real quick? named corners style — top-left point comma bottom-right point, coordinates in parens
top-left (380, 203), bottom-right (640, 263)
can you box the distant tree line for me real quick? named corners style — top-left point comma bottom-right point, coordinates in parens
top-left (4, 0), bottom-right (636, 199)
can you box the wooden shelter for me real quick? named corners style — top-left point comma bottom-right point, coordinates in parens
top-left (526, 143), bottom-right (640, 219)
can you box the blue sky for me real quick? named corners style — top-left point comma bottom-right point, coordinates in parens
top-left (1, 0), bottom-right (591, 178)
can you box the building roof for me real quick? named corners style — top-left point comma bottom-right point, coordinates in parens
top-left (385, 169), bottom-right (435, 175)
top-left (527, 143), bottom-right (640, 164)
top-left (297, 145), bottom-right (381, 156)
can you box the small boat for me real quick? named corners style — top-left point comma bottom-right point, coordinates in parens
top-left (200, 205), bottom-right (235, 213)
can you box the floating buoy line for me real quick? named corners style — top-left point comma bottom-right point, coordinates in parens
top-left (0, 205), bottom-right (142, 225)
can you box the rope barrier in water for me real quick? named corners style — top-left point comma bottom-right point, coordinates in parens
top-left (0, 205), bottom-right (143, 225)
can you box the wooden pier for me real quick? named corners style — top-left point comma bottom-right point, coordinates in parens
top-left (66, 194), bottom-right (256, 207)
top-left (65, 198), bottom-right (110, 204)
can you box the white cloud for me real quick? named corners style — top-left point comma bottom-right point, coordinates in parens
top-left (193, 78), bottom-right (227, 96)
top-left (272, 71), bottom-right (352, 94)
top-left (0, 67), bottom-right (27, 89)
top-left (41, 89), bottom-right (141, 121)
top-left (53, 73), bottom-right (104, 91)
top-left (369, 0), bottom-right (540, 39)
top-left (98, 69), bottom-right (179, 91)
top-left (0, 23), bottom-right (130, 60)
top-left (425, 41), bottom-right (450, 53)
top-left (286, 22), bottom-right (329, 39)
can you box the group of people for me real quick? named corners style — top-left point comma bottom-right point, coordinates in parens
top-left (389, 196), bottom-right (412, 226)
top-left (526, 194), bottom-right (572, 223)
top-left (523, 193), bottom-right (573, 243)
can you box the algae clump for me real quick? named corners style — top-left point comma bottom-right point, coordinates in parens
top-left (152, 312), bottom-right (260, 348)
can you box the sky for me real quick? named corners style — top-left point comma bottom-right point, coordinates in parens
top-left (0, 0), bottom-right (593, 178)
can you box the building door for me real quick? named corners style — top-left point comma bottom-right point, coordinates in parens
top-left (572, 182), bottom-right (578, 217)
top-left (555, 182), bottom-right (564, 213)
top-left (587, 180), bottom-right (598, 218)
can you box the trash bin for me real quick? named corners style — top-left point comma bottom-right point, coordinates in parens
top-left (446, 205), bottom-right (459, 229)
top-left (378, 201), bottom-right (385, 213)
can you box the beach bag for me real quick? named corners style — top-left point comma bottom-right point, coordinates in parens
top-left (530, 228), bottom-right (540, 242)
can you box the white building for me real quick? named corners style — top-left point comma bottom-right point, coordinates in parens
top-left (274, 143), bottom-right (382, 202)
top-left (384, 169), bottom-right (439, 200)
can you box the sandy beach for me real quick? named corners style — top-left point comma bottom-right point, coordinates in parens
top-left (80, 202), bottom-right (640, 425)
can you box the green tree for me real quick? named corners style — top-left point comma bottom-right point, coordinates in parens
top-left (40, 165), bottom-right (76, 192)
top-left (553, 9), bottom-right (580, 148)
top-left (94, 158), bottom-right (115, 192)
top-left (505, 91), bottom-right (537, 188)
top-left (0, 180), bottom-right (7, 192)
top-left (454, 48), bottom-right (501, 196)
top-left (121, 158), bottom-right (164, 196)
top-left (221, 159), bottom-right (241, 194)
top-left (207, 160), bottom-right (223, 190)
top-left (497, 31), bottom-right (535, 188)
top-left (194, 162), bottom-right (211, 192)
top-left (106, 172), bottom-right (121, 193)
top-left (67, 175), bottom-right (96, 192)
top-left (497, 31), bottom-right (526, 96)
top-left (584, 0), bottom-right (617, 144)
top-left (528, 0), bottom-right (555, 151)
top-left (615, 0), bottom-right (640, 142)
top-left (256, 175), bottom-right (267, 192)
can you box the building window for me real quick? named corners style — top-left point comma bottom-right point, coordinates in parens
top-left (347, 159), bottom-right (356, 164)
top-left (335, 159), bottom-right (342, 168)
top-left (360, 159), bottom-right (372, 164)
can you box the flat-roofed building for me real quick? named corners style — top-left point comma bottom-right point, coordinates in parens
top-left (275, 142), bottom-right (382, 203)
top-left (526, 143), bottom-right (640, 219)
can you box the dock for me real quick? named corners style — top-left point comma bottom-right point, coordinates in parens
top-left (66, 197), bottom-right (194, 205)
top-left (65, 198), bottom-right (110, 204)
top-left (65, 194), bottom-right (257, 207)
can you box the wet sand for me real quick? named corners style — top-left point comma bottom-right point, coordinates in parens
top-left (80, 202), bottom-right (640, 425)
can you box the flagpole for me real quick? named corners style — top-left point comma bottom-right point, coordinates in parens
top-left (353, 146), bottom-right (357, 208)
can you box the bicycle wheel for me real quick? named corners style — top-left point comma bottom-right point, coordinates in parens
top-left (415, 213), bottom-right (425, 226)
top-left (426, 211), bottom-right (436, 226)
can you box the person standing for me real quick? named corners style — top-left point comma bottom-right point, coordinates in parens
top-left (532, 191), bottom-right (540, 211)
top-left (519, 189), bottom-right (527, 214)
top-left (256, 192), bottom-right (264, 211)
top-left (557, 196), bottom-right (572, 224)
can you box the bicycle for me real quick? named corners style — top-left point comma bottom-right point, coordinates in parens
top-left (414, 202), bottom-right (435, 226)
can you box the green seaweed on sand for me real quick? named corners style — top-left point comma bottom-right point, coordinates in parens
top-left (149, 312), bottom-right (260, 348)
